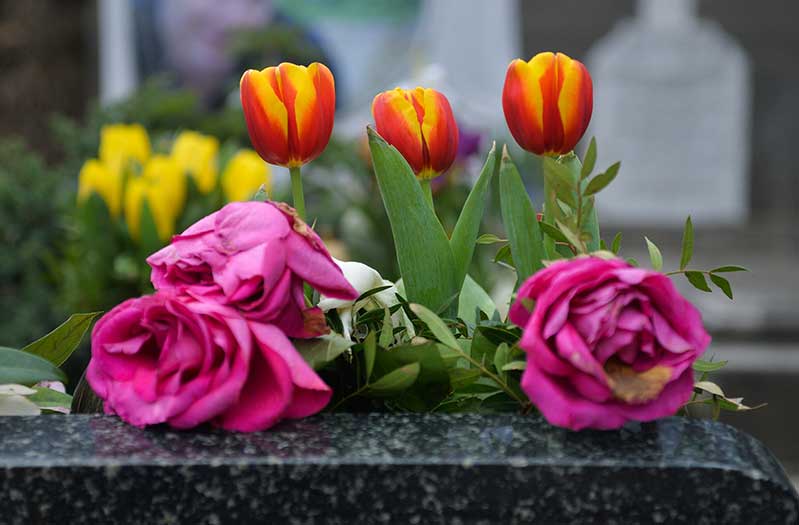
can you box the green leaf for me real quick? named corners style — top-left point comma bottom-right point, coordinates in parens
top-left (611, 232), bottom-right (622, 254)
top-left (449, 368), bottom-right (482, 390)
top-left (555, 219), bottom-right (583, 251)
top-left (355, 284), bottom-right (394, 304)
top-left (694, 380), bottom-right (725, 397)
top-left (581, 137), bottom-right (597, 180)
top-left (709, 265), bottom-right (749, 273)
top-left (539, 221), bottom-right (570, 244)
top-left (251, 185), bottom-right (269, 202)
top-left (584, 161), bottom-right (620, 196)
top-left (379, 308), bottom-right (394, 348)
top-left (644, 237), bottom-right (663, 272)
top-left (294, 334), bottom-right (354, 370)
top-left (493, 343), bottom-right (510, 375)
top-left (693, 359), bottom-right (728, 372)
top-left (373, 341), bottom-right (451, 409)
top-left (502, 360), bottom-right (527, 371)
top-left (0, 346), bottom-right (67, 385)
top-left (363, 331), bottom-right (376, 381)
top-left (709, 273), bottom-right (734, 300)
top-left (679, 216), bottom-right (693, 270)
top-left (475, 233), bottom-right (507, 245)
top-left (139, 198), bottom-right (163, 259)
top-left (368, 362), bottom-right (421, 395)
top-left (367, 127), bottom-right (458, 313)
top-left (450, 144), bottom-right (498, 287)
top-left (28, 387), bottom-right (73, 411)
top-left (21, 312), bottom-right (102, 366)
top-left (542, 158), bottom-right (578, 209)
top-left (626, 257), bottom-right (639, 267)
top-left (410, 303), bottom-right (459, 350)
top-left (457, 275), bottom-right (497, 325)
top-left (499, 147), bottom-right (546, 283)
top-left (685, 271), bottom-right (712, 292)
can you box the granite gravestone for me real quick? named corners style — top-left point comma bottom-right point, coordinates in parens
top-left (0, 414), bottom-right (796, 524)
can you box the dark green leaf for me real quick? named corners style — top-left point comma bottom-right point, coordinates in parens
top-left (355, 285), bottom-right (394, 304)
top-left (584, 161), bottom-right (620, 196)
top-left (368, 127), bottom-right (458, 313)
top-left (294, 335), bottom-right (353, 370)
top-left (644, 237), bottom-right (663, 272)
top-left (450, 144), bottom-right (498, 287)
top-left (679, 216), bottom-right (693, 270)
top-left (581, 137), bottom-right (597, 180)
top-left (368, 362), bottom-right (420, 395)
top-left (449, 368), bottom-right (482, 390)
top-left (626, 257), bottom-right (639, 267)
top-left (21, 312), bottom-right (102, 366)
top-left (499, 147), bottom-right (546, 282)
top-left (709, 273), bottom-right (734, 300)
top-left (0, 346), bottom-right (67, 385)
top-left (379, 309), bottom-right (394, 348)
top-left (539, 221), bottom-right (570, 244)
top-left (493, 343), bottom-right (510, 376)
top-left (709, 265), bottom-right (749, 273)
top-left (685, 271), bottom-right (712, 292)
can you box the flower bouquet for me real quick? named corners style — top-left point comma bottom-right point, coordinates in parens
top-left (3, 53), bottom-right (756, 430)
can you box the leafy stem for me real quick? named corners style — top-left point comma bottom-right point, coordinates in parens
top-left (446, 341), bottom-right (528, 408)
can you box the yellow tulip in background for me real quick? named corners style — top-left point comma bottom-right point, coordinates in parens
top-left (171, 131), bottom-right (219, 194)
top-left (222, 149), bottom-right (272, 202)
top-left (98, 123), bottom-right (151, 174)
top-left (77, 159), bottom-right (123, 217)
top-left (142, 155), bottom-right (187, 214)
top-left (124, 176), bottom-right (177, 243)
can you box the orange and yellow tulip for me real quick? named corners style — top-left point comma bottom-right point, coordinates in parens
top-left (240, 62), bottom-right (335, 168)
top-left (372, 87), bottom-right (459, 180)
top-left (502, 52), bottom-right (593, 156)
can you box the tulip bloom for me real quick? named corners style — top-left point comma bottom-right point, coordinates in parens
top-left (77, 159), bottom-right (123, 217)
top-left (502, 52), bottom-right (593, 156)
top-left (171, 131), bottom-right (219, 194)
top-left (99, 123), bottom-right (151, 174)
top-left (372, 87), bottom-right (459, 180)
top-left (240, 62), bottom-right (335, 168)
top-left (222, 149), bottom-right (272, 202)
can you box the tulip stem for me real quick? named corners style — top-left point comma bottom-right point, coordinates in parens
top-left (289, 166), bottom-right (306, 220)
top-left (420, 179), bottom-right (434, 212)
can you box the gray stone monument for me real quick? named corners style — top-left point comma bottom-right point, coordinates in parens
top-left (587, 0), bottom-right (751, 226)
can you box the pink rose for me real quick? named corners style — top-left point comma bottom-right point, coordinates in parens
top-left (509, 256), bottom-right (710, 431)
top-left (86, 292), bottom-right (331, 431)
top-left (147, 201), bottom-right (357, 338)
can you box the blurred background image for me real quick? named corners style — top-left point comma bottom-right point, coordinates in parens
top-left (1, 0), bottom-right (796, 479)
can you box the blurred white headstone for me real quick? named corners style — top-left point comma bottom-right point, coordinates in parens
top-left (98, 0), bottom-right (138, 105)
top-left (587, 0), bottom-right (751, 226)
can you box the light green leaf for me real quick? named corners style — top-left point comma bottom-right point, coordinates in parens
top-left (294, 334), bottom-right (354, 370)
top-left (694, 380), bottom-right (725, 397)
top-left (502, 360), bottom-right (527, 371)
top-left (679, 216), bottom-right (693, 270)
top-left (685, 271), bottom-right (712, 292)
top-left (0, 346), bottom-right (67, 385)
top-left (364, 331), bottom-right (376, 381)
top-left (450, 144), bottom-right (498, 287)
top-left (583, 161), bottom-right (620, 196)
top-left (410, 303), bottom-right (459, 350)
top-left (709, 274), bottom-right (734, 300)
top-left (581, 137), bottom-right (597, 180)
top-left (555, 220), bottom-right (583, 251)
top-left (611, 232), bottom-right (622, 254)
top-left (542, 157), bottom-right (578, 209)
top-left (475, 233), bottom-right (507, 245)
top-left (368, 127), bottom-right (458, 313)
top-left (493, 343), bottom-right (510, 376)
top-left (28, 387), bottom-right (73, 411)
top-left (692, 359), bottom-right (728, 372)
top-left (379, 308), bottom-right (394, 348)
top-left (538, 221), bottom-right (570, 244)
top-left (709, 265), bottom-right (749, 273)
top-left (368, 362), bottom-right (421, 395)
top-left (251, 185), bottom-right (269, 202)
top-left (499, 147), bottom-right (546, 283)
top-left (644, 237), bottom-right (663, 272)
top-left (21, 312), bottom-right (102, 366)
top-left (457, 275), bottom-right (497, 324)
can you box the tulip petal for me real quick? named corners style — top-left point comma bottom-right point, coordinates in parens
top-left (240, 68), bottom-right (290, 166)
top-left (372, 89), bottom-right (425, 173)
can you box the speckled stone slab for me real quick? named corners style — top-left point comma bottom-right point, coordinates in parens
top-left (0, 414), bottom-right (796, 524)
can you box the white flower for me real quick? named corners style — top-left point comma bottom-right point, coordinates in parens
top-left (319, 258), bottom-right (414, 341)
top-left (0, 384), bottom-right (40, 416)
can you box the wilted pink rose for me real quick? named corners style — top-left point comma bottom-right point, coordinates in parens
top-left (147, 201), bottom-right (357, 338)
top-left (86, 292), bottom-right (331, 432)
top-left (509, 256), bottom-right (710, 431)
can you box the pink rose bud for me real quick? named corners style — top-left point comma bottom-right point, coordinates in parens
top-left (87, 292), bottom-right (332, 432)
top-left (509, 256), bottom-right (710, 431)
top-left (147, 201), bottom-right (357, 338)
